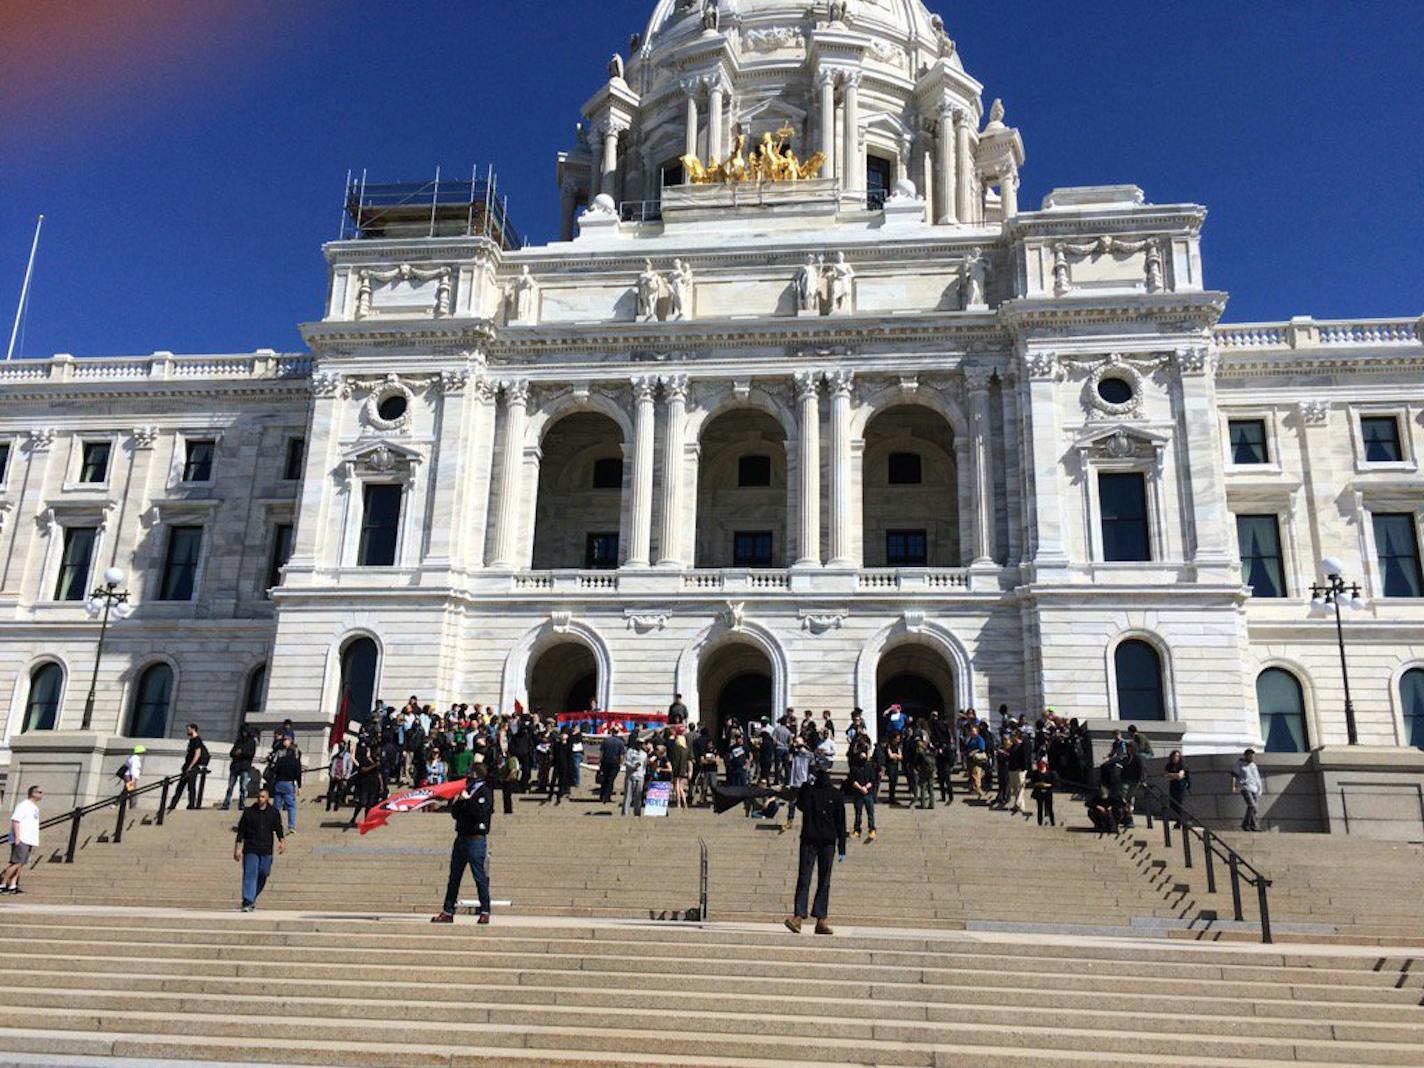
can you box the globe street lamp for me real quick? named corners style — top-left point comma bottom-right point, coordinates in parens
top-left (1308, 556), bottom-right (1365, 746)
top-left (81, 567), bottom-right (133, 731)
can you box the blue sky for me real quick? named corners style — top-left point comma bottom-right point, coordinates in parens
top-left (2, 1), bottom-right (1420, 358)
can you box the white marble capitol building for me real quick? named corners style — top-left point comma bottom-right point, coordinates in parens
top-left (4, 0), bottom-right (1423, 819)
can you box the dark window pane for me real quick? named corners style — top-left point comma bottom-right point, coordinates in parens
top-left (1097, 377), bottom-right (1133, 405)
top-left (887, 452), bottom-right (922, 485)
top-left (1361, 417), bottom-right (1403, 463)
top-left (127, 664), bottom-right (173, 738)
top-left (1114, 640), bottom-right (1165, 720)
top-left (866, 155), bottom-right (892, 209)
top-left (267, 523), bottom-right (294, 591)
top-left (358, 485), bottom-right (402, 566)
top-left (1228, 419), bottom-right (1269, 465)
top-left (340, 637), bottom-right (379, 728)
top-left (1236, 514), bottom-right (1286, 598)
top-left (1373, 513), bottom-right (1423, 597)
top-left (244, 664), bottom-right (266, 714)
top-left (591, 457), bottom-right (623, 490)
top-left (55, 526), bottom-right (97, 601)
top-left (159, 526), bottom-right (203, 601)
top-left (1402, 668), bottom-right (1424, 751)
top-left (584, 532), bottom-right (619, 569)
top-left (732, 531), bottom-right (774, 567)
top-left (80, 441), bottom-right (110, 483)
top-left (886, 529), bottom-right (928, 566)
top-left (1257, 668), bottom-right (1308, 753)
top-left (0, 443), bottom-right (10, 483)
top-left (738, 454), bottom-right (771, 487)
top-left (283, 437), bottom-right (306, 481)
top-left (183, 439), bottom-right (215, 482)
top-left (23, 663), bottom-right (63, 732)
top-left (1099, 473), bottom-right (1151, 562)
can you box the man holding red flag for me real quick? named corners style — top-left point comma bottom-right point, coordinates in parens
top-left (430, 760), bottom-right (495, 925)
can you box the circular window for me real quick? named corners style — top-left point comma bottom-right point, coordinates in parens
top-left (377, 393), bottom-right (408, 422)
top-left (1097, 377), bottom-right (1133, 405)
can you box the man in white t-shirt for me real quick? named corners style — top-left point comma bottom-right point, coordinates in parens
top-left (2, 786), bottom-right (43, 895)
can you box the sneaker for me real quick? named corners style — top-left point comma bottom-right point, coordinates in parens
top-left (476, 913), bottom-right (491, 925)
top-left (851, 829), bottom-right (861, 839)
top-left (814, 919), bottom-right (834, 936)
top-left (430, 913), bottom-right (454, 924)
top-left (241, 904), bottom-right (254, 913)
top-left (866, 830), bottom-right (876, 842)
top-left (8, 888), bottom-right (24, 896)
top-left (783, 916), bottom-right (802, 934)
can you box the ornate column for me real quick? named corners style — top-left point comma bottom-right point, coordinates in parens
top-left (794, 371), bottom-right (822, 566)
top-left (841, 72), bottom-right (862, 195)
top-left (1176, 346), bottom-right (1234, 570)
top-left (1020, 350), bottom-right (1067, 566)
top-left (423, 364), bottom-right (475, 567)
top-left (490, 379), bottom-right (530, 568)
top-left (1000, 167), bottom-right (1020, 218)
top-left (935, 104), bottom-right (958, 225)
top-left (954, 109), bottom-right (973, 224)
top-left (825, 370), bottom-right (855, 566)
top-left (599, 121), bottom-right (623, 197)
top-left (656, 374), bottom-right (689, 567)
top-left (682, 81), bottom-right (700, 160)
top-left (626, 376), bottom-right (657, 567)
top-left (558, 182), bottom-right (577, 242)
top-left (966, 368), bottom-right (997, 565)
top-left (818, 69), bottom-right (838, 180)
top-left (707, 76), bottom-right (726, 162)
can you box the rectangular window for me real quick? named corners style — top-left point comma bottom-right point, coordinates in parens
top-left (79, 441), bottom-right (110, 483)
top-left (1099, 472), bottom-right (1151, 562)
top-left (358, 484), bottom-right (402, 566)
top-left (866, 155), bottom-right (893, 209)
top-left (887, 452), bottom-right (922, 485)
top-left (158, 525), bottom-right (203, 601)
top-left (885, 529), bottom-right (928, 567)
top-left (738, 455), bottom-right (772, 487)
top-left (584, 532), bottom-right (619, 570)
top-left (1227, 419), bottom-right (1269, 465)
top-left (1361, 416), bottom-right (1404, 463)
top-left (0, 442), bottom-right (9, 483)
top-left (54, 526), bottom-right (97, 601)
top-left (182, 438), bottom-right (215, 482)
top-left (591, 457), bottom-right (623, 490)
top-left (283, 437), bottom-right (306, 481)
top-left (1236, 514), bottom-right (1286, 598)
top-left (732, 531), bottom-right (774, 567)
top-left (1373, 513), bottom-right (1423, 597)
top-left (266, 523), bottom-right (294, 592)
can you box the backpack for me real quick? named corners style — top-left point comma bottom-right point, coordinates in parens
top-left (499, 756), bottom-right (520, 784)
top-left (197, 743), bottom-right (211, 767)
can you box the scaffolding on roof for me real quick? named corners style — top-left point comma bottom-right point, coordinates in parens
top-left (339, 166), bottom-right (521, 249)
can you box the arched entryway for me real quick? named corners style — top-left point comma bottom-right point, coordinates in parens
top-left (339, 636), bottom-right (380, 725)
top-left (861, 404), bottom-right (959, 566)
top-left (695, 408), bottom-right (789, 568)
top-left (532, 412), bottom-right (626, 570)
top-left (528, 641), bottom-right (599, 715)
top-left (699, 641), bottom-right (774, 739)
top-left (875, 642), bottom-right (956, 732)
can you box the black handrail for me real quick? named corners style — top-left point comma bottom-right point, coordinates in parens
top-left (1, 769), bottom-right (209, 863)
top-left (697, 836), bottom-right (710, 922)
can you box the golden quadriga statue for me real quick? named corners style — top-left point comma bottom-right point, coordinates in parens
top-left (680, 125), bottom-right (827, 185)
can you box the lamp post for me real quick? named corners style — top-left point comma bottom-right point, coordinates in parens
top-left (1308, 556), bottom-right (1365, 746)
top-left (81, 567), bottom-right (132, 731)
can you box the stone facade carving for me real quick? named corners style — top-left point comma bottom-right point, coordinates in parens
top-left (24, 429), bottom-right (54, 452)
top-left (1176, 346), bottom-right (1216, 376)
top-left (636, 259), bottom-right (661, 322)
top-left (825, 253), bottom-right (854, 316)
top-left (961, 247), bottom-right (988, 309)
top-left (667, 260), bottom-right (694, 321)
top-left (507, 266), bottom-right (537, 324)
top-left (355, 264), bottom-right (452, 319)
top-left (743, 26), bottom-right (803, 53)
top-left (130, 426), bottom-right (159, 449)
top-left (800, 609), bottom-right (848, 634)
top-left (1299, 400), bottom-right (1331, 425)
top-left (795, 255), bottom-right (821, 316)
top-left (625, 611), bottom-right (670, 633)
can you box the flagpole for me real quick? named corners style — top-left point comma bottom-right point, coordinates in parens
top-left (6, 214), bottom-right (43, 362)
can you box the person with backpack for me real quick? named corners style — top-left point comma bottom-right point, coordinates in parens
top-left (498, 751), bottom-right (520, 815)
top-left (168, 724), bottom-right (210, 812)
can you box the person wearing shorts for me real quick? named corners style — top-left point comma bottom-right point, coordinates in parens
top-left (3, 786), bottom-right (43, 895)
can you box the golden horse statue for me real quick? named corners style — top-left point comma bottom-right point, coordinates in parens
top-left (679, 125), bottom-right (825, 185)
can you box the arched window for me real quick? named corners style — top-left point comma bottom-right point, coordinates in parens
top-left (1400, 668), bottom-right (1424, 750)
top-left (23, 663), bottom-right (63, 733)
top-left (1256, 668), bottom-right (1308, 753)
top-left (243, 664), bottom-right (267, 715)
top-left (340, 637), bottom-right (379, 726)
top-left (1114, 639), bottom-right (1165, 720)
top-left (127, 663), bottom-right (174, 738)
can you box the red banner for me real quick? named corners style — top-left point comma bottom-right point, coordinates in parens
top-left (357, 779), bottom-right (466, 835)
top-left (555, 710), bottom-right (668, 735)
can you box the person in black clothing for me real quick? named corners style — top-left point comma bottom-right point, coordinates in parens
top-left (847, 747), bottom-right (878, 841)
top-left (930, 712), bottom-right (955, 804)
top-left (168, 724), bottom-right (210, 812)
top-left (783, 765), bottom-right (847, 936)
top-left (1028, 759), bottom-right (1059, 826)
top-left (1163, 749), bottom-right (1191, 828)
top-left (597, 727), bottom-right (626, 804)
top-left (430, 764), bottom-right (495, 925)
top-left (221, 726), bottom-right (257, 811)
top-left (347, 731), bottom-right (384, 829)
top-left (234, 787), bottom-right (285, 912)
top-left (269, 736), bottom-right (303, 833)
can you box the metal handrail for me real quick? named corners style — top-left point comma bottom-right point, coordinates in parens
top-left (697, 836), bottom-right (709, 922)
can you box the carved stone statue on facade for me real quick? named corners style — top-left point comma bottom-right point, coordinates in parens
top-left (825, 252), bottom-right (854, 315)
top-left (509, 265), bottom-right (537, 323)
top-left (607, 53), bottom-right (625, 81)
top-left (701, 0), bottom-right (719, 32)
top-left (667, 259), bottom-right (694, 320)
top-left (796, 254), bottom-right (822, 315)
top-left (962, 247), bottom-right (988, 309)
top-left (827, 0), bottom-right (849, 26)
top-left (636, 259), bottom-right (662, 322)
top-left (1145, 242), bottom-right (1165, 293)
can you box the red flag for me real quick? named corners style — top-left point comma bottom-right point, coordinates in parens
top-left (513, 699), bottom-right (524, 715)
top-left (358, 779), bottom-right (467, 835)
top-left (329, 685), bottom-right (351, 752)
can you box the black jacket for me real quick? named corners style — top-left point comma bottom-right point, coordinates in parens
top-left (450, 779), bottom-right (494, 837)
top-left (228, 736), bottom-right (257, 775)
top-left (1008, 739), bottom-right (1033, 772)
top-left (271, 748), bottom-right (303, 786)
top-left (796, 773), bottom-right (847, 852)
top-left (236, 803), bottom-right (284, 856)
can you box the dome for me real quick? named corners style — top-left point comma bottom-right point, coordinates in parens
top-left (643, 0), bottom-right (944, 50)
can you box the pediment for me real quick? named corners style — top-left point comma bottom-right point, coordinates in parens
top-left (341, 439), bottom-right (424, 475)
top-left (1072, 424), bottom-right (1169, 460)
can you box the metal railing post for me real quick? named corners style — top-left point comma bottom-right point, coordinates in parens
top-left (1228, 853), bottom-right (1244, 922)
top-left (64, 808), bottom-right (82, 863)
top-left (113, 789), bottom-right (128, 844)
top-left (1202, 828), bottom-right (1217, 893)
top-left (1181, 822), bottom-right (1193, 869)
top-left (1256, 879), bottom-right (1273, 944)
top-left (698, 837), bottom-right (709, 923)
top-left (157, 779), bottom-right (170, 825)
top-left (197, 768), bottom-right (209, 809)
top-left (1162, 816), bottom-right (1171, 848)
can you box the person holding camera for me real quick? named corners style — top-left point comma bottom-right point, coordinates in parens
top-left (431, 762), bottom-right (495, 925)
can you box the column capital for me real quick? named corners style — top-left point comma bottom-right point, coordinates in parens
top-left (631, 374), bottom-right (659, 402)
top-left (501, 378), bottom-right (531, 404)
top-left (1175, 345), bottom-right (1217, 377)
top-left (472, 377), bottom-right (499, 404)
top-left (841, 70), bottom-right (862, 90)
top-left (660, 372), bottom-right (690, 401)
top-left (597, 117), bottom-right (629, 138)
top-left (680, 77), bottom-right (703, 99)
top-left (1021, 350), bottom-right (1061, 382)
top-left (703, 71), bottom-right (729, 94)
top-left (816, 67), bottom-right (839, 88)
top-left (793, 369), bottom-right (822, 400)
top-left (823, 369), bottom-right (855, 397)
top-left (963, 366), bottom-right (995, 392)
